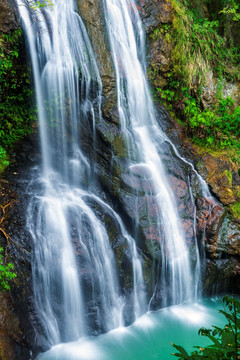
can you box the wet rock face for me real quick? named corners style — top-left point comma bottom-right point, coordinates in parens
top-left (195, 188), bottom-right (240, 295)
top-left (0, 0), bottom-right (18, 33)
top-left (166, 120), bottom-right (240, 295)
top-left (192, 151), bottom-right (240, 293)
top-left (76, 0), bottom-right (240, 298)
top-left (0, 293), bottom-right (22, 360)
top-left (0, 135), bottom-right (41, 360)
top-left (76, 0), bottom-right (118, 122)
top-left (91, 116), bottom-right (207, 300)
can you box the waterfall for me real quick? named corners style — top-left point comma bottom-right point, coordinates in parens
top-left (16, 0), bottom-right (145, 347)
top-left (102, 0), bottom-right (195, 305)
top-left (16, 0), bottom-right (203, 353)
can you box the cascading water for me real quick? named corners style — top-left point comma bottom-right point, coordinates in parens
top-left (16, 0), bottom-right (146, 347)
top-left (15, 0), bottom-right (210, 357)
top-left (102, 0), bottom-right (196, 305)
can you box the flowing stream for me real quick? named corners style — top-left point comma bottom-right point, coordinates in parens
top-left (102, 0), bottom-right (196, 305)
top-left (16, 0), bottom-right (209, 357)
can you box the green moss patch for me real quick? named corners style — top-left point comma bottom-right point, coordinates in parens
top-left (229, 202), bottom-right (240, 219)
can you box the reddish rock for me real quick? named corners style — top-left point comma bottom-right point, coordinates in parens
top-left (169, 175), bottom-right (188, 198)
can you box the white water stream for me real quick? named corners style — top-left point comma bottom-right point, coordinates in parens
top-left (102, 0), bottom-right (195, 304)
top-left (16, 0), bottom-right (207, 355)
top-left (17, 0), bottom-right (145, 346)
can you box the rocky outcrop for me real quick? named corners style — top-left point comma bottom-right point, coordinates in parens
top-left (137, 0), bottom-right (173, 30)
top-left (165, 116), bottom-right (240, 294)
top-left (196, 152), bottom-right (240, 209)
top-left (0, 0), bottom-right (18, 33)
top-left (194, 151), bottom-right (240, 294)
top-left (140, 0), bottom-right (173, 89)
top-left (200, 72), bottom-right (240, 109)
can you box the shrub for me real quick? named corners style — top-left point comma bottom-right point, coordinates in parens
top-left (0, 28), bottom-right (37, 172)
top-left (0, 247), bottom-right (17, 291)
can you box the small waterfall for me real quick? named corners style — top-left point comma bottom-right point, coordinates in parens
top-left (102, 0), bottom-right (196, 305)
top-left (17, 0), bottom-right (145, 346)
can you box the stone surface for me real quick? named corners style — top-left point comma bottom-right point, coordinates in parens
top-left (136, 0), bottom-right (173, 31)
top-left (76, 0), bottom-right (118, 122)
top-left (150, 35), bottom-right (173, 78)
top-left (197, 152), bottom-right (240, 205)
top-left (0, 0), bottom-right (18, 33)
top-left (0, 293), bottom-right (21, 360)
top-left (201, 72), bottom-right (240, 109)
top-left (0, 135), bottom-right (41, 360)
top-left (165, 119), bottom-right (240, 295)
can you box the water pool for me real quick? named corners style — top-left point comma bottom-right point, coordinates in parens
top-left (37, 298), bottom-right (225, 360)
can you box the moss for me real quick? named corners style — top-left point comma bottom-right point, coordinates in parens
top-left (234, 186), bottom-right (240, 200)
top-left (113, 134), bottom-right (128, 158)
top-left (229, 202), bottom-right (240, 219)
top-left (223, 169), bottom-right (233, 186)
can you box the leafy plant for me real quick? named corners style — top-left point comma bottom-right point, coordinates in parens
top-left (28, 0), bottom-right (54, 10)
top-left (220, 0), bottom-right (240, 22)
top-left (0, 247), bottom-right (17, 291)
top-left (0, 28), bottom-right (37, 173)
top-left (149, 0), bottom-right (240, 164)
top-left (171, 296), bottom-right (240, 359)
top-left (0, 146), bottom-right (9, 173)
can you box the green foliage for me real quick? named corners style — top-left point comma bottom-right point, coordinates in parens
top-left (29, 0), bottom-right (53, 10)
top-left (220, 0), bottom-right (240, 22)
top-left (170, 0), bottom-right (240, 86)
top-left (0, 28), bottom-right (36, 172)
top-left (185, 99), bottom-right (240, 162)
top-left (171, 296), bottom-right (240, 359)
top-left (0, 247), bottom-right (17, 291)
top-left (0, 146), bottom-right (9, 173)
top-left (149, 0), bottom-right (240, 163)
top-left (183, 93), bottom-right (240, 140)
